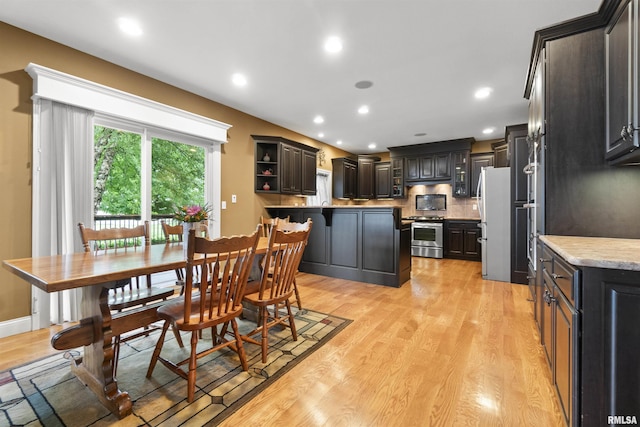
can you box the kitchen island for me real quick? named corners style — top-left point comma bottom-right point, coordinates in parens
top-left (266, 205), bottom-right (411, 287)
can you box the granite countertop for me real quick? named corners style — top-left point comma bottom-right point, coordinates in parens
top-left (540, 235), bottom-right (640, 271)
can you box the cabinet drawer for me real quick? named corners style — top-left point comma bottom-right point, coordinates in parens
top-left (552, 255), bottom-right (580, 308)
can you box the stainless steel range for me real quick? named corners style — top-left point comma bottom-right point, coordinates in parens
top-left (404, 215), bottom-right (444, 258)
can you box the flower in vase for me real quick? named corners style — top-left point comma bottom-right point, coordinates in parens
top-left (173, 203), bottom-right (211, 222)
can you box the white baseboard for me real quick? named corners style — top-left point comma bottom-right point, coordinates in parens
top-left (0, 316), bottom-right (32, 339)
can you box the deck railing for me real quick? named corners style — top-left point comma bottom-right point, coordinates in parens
top-left (94, 215), bottom-right (182, 245)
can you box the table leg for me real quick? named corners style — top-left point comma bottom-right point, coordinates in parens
top-left (69, 284), bottom-right (132, 419)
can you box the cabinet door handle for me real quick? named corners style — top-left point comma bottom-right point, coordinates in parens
top-left (551, 273), bottom-right (564, 280)
top-left (543, 289), bottom-right (556, 306)
top-left (539, 258), bottom-right (551, 263)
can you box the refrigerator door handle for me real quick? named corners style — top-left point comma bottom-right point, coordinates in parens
top-left (476, 169), bottom-right (484, 221)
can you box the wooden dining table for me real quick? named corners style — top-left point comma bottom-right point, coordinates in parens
top-left (2, 238), bottom-right (269, 419)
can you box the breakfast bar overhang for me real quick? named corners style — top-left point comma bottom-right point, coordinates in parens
top-left (266, 206), bottom-right (411, 287)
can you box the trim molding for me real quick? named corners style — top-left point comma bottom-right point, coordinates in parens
top-left (524, 0), bottom-right (621, 99)
top-left (0, 316), bottom-right (31, 339)
top-left (25, 63), bottom-right (231, 143)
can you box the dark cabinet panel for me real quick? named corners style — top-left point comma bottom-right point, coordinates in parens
top-left (492, 140), bottom-right (509, 167)
top-left (452, 151), bottom-right (470, 198)
top-left (301, 149), bottom-right (317, 195)
top-left (419, 156), bottom-right (434, 179)
top-left (362, 211), bottom-right (395, 273)
top-left (444, 220), bottom-right (480, 261)
top-left (374, 162), bottom-right (391, 199)
top-left (332, 158), bottom-right (357, 199)
top-left (253, 136), bottom-right (318, 195)
top-left (605, 0), bottom-right (640, 164)
top-left (391, 158), bottom-right (404, 198)
top-left (405, 153), bottom-right (451, 182)
top-left (281, 143), bottom-right (302, 193)
top-left (582, 268), bottom-right (640, 426)
top-left (470, 153), bottom-right (493, 197)
top-left (356, 156), bottom-right (380, 199)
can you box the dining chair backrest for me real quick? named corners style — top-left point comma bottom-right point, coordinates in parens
top-left (183, 224), bottom-right (261, 326)
top-left (79, 221), bottom-right (150, 254)
top-left (260, 215), bottom-right (290, 238)
top-left (256, 218), bottom-right (312, 301)
top-left (161, 220), bottom-right (183, 243)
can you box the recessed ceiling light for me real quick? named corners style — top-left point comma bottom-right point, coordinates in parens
top-left (313, 115), bottom-right (325, 124)
top-left (475, 87), bottom-right (493, 99)
top-left (117, 17), bottom-right (143, 36)
top-left (324, 36), bottom-right (343, 53)
top-left (336, 140), bottom-right (343, 145)
top-left (368, 143), bottom-right (377, 149)
top-left (358, 105), bottom-right (369, 115)
top-left (482, 127), bottom-right (495, 134)
top-left (318, 132), bottom-right (324, 138)
top-left (355, 80), bottom-right (373, 89)
top-left (231, 73), bottom-right (247, 87)
top-left (414, 132), bottom-right (427, 137)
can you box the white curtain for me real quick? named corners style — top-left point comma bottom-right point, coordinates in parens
top-left (33, 100), bottom-right (94, 324)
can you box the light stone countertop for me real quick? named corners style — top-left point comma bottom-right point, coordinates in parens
top-left (540, 235), bottom-right (640, 271)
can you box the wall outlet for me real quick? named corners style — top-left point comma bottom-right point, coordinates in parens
top-left (472, 204), bottom-right (477, 210)
top-left (231, 194), bottom-right (237, 203)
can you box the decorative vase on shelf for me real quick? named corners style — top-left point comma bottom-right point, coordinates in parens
top-left (263, 153), bottom-right (270, 162)
top-left (263, 182), bottom-right (270, 191)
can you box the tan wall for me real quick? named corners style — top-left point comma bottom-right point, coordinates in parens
top-left (0, 22), bottom-right (351, 322)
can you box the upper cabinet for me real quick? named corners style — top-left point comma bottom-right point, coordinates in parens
top-left (253, 135), bottom-right (318, 195)
top-left (452, 150), bottom-right (470, 198)
top-left (391, 158), bottom-right (405, 198)
top-left (332, 157), bottom-right (358, 199)
top-left (605, 0), bottom-right (640, 164)
top-left (356, 155), bottom-right (380, 199)
top-left (374, 161), bottom-right (392, 199)
top-left (405, 153), bottom-right (451, 182)
top-left (492, 140), bottom-right (509, 167)
top-left (470, 153), bottom-right (493, 198)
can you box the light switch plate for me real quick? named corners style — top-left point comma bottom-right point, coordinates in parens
top-left (232, 194), bottom-right (237, 203)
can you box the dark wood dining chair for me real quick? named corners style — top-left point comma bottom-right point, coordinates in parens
top-left (242, 218), bottom-right (312, 363)
top-left (78, 221), bottom-right (183, 376)
top-left (146, 225), bottom-right (261, 403)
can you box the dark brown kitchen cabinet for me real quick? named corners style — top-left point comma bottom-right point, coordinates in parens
top-left (301, 149), bottom-right (317, 195)
top-left (470, 153), bottom-right (493, 197)
top-left (405, 153), bottom-right (451, 182)
top-left (332, 157), bottom-right (357, 199)
top-left (492, 140), bottom-right (509, 167)
top-left (605, 0), bottom-right (640, 164)
top-left (253, 135), bottom-right (318, 195)
top-left (391, 158), bottom-right (404, 198)
top-left (452, 150), bottom-right (469, 198)
top-left (539, 246), bottom-right (579, 427)
top-left (281, 143), bottom-right (302, 193)
top-left (356, 155), bottom-right (380, 199)
top-left (508, 124), bottom-right (529, 285)
top-left (444, 220), bottom-right (480, 261)
top-left (374, 161), bottom-right (391, 199)
top-left (581, 266), bottom-right (640, 427)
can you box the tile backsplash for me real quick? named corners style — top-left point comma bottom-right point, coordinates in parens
top-left (278, 183), bottom-right (480, 219)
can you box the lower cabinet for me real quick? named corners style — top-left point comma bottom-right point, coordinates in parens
top-left (444, 220), bottom-right (480, 261)
top-left (537, 242), bottom-right (640, 427)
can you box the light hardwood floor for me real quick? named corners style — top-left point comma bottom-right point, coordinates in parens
top-left (0, 257), bottom-right (564, 426)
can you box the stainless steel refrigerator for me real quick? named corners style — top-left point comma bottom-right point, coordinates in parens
top-left (476, 166), bottom-right (511, 282)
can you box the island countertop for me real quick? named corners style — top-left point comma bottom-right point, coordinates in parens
top-left (540, 235), bottom-right (640, 271)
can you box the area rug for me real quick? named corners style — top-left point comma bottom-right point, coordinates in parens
top-left (0, 308), bottom-right (351, 426)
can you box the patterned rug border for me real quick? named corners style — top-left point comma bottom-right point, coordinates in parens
top-left (0, 308), bottom-right (352, 426)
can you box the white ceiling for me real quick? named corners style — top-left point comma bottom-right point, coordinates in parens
top-left (1, 0), bottom-right (602, 154)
